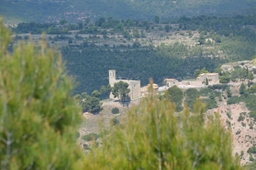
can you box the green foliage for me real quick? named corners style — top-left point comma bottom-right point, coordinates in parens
top-left (100, 85), bottom-right (111, 99)
top-left (92, 90), bottom-right (101, 98)
top-left (248, 83), bottom-right (256, 93)
top-left (227, 86), bottom-right (232, 98)
top-left (198, 35), bottom-right (205, 45)
top-left (167, 85), bottom-right (183, 111)
top-left (199, 88), bottom-right (219, 110)
top-left (61, 40), bottom-right (222, 94)
top-left (239, 83), bottom-right (246, 95)
top-left (227, 94), bottom-right (256, 120)
top-left (164, 25), bottom-right (170, 32)
top-left (82, 133), bottom-right (99, 142)
top-left (231, 67), bottom-right (248, 82)
top-left (202, 98), bottom-right (218, 110)
top-left (220, 74), bottom-right (231, 84)
top-left (154, 16), bottom-right (160, 24)
top-left (248, 72), bottom-right (254, 81)
top-left (238, 112), bottom-right (246, 122)
top-left (227, 112), bottom-right (232, 120)
top-left (185, 88), bottom-right (199, 110)
top-left (112, 81), bottom-right (130, 102)
top-left (76, 93), bottom-right (102, 114)
top-left (59, 18), bottom-right (68, 25)
top-left (111, 107), bottom-right (120, 114)
top-left (248, 145), bottom-right (256, 154)
top-left (194, 67), bottom-right (209, 78)
top-left (205, 78), bottom-right (209, 85)
top-left (110, 117), bottom-right (120, 126)
top-left (208, 84), bottom-right (228, 90)
top-left (194, 69), bottom-right (201, 78)
top-left (249, 111), bottom-right (256, 121)
top-left (0, 20), bottom-right (83, 169)
top-left (82, 87), bottom-right (242, 169)
top-left (227, 96), bottom-right (241, 105)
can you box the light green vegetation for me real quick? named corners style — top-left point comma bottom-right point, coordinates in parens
top-left (0, 20), bottom-right (83, 169)
top-left (81, 86), bottom-right (242, 169)
top-left (0, 21), bottom-right (245, 169)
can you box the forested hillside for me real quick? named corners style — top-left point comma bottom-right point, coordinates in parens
top-left (11, 15), bottom-right (256, 94)
top-left (1, 0), bottom-right (256, 24)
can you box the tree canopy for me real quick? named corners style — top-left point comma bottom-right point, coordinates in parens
top-left (82, 86), bottom-right (242, 169)
top-left (112, 81), bottom-right (130, 102)
top-left (167, 85), bottom-right (183, 111)
top-left (0, 20), bottom-right (83, 169)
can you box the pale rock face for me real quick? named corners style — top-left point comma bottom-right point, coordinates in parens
top-left (207, 102), bottom-right (256, 165)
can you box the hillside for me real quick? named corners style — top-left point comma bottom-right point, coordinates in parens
top-left (11, 15), bottom-right (256, 94)
top-left (1, 0), bottom-right (256, 24)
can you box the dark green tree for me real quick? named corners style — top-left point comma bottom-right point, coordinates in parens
top-left (220, 74), bottom-right (230, 84)
top-left (248, 83), bottom-right (256, 93)
top-left (75, 92), bottom-right (101, 114)
top-left (167, 85), bottom-right (183, 111)
top-left (205, 78), bottom-right (209, 85)
top-left (248, 72), bottom-right (254, 82)
top-left (59, 18), bottom-right (68, 25)
top-left (112, 81), bottom-right (130, 102)
top-left (198, 35), bottom-right (205, 45)
top-left (214, 35), bottom-right (221, 43)
top-left (227, 86), bottom-right (232, 98)
top-left (194, 69), bottom-right (201, 78)
top-left (185, 88), bottom-right (200, 110)
top-left (200, 67), bottom-right (209, 74)
top-left (239, 83), bottom-right (246, 95)
top-left (214, 65), bottom-right (222, 75)
top-left (96, 17), bottom-right (106, 27)
top-left (82, 96), bottom-right (101, 113)
top-left (154, 16), bottom-right (160, 24)
top-left (100, 85), bottom-right (111, 99)
top-left (165, 25), bottom-right (170, 32)
top-left (92, 90), bottom-right (101, 98)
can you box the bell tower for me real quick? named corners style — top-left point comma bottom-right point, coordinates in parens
top-left (109, 70), bottom-right (116, 86)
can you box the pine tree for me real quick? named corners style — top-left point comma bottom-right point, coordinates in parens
top-left (227, 86), bottom-right (232, 98)
top-left (205, 78), bottom-right (209, 85)
top-left (82, 83), bottom-right (242, 170)
top-left (0, 20), bottom-right (83, 170)
top-left (239, 83), bottom-right (246, 95)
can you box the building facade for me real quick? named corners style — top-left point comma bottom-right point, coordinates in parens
top-left (109, 70), bottom-right (141, 100)
top-left (197, 73), bottom-right (219, 85)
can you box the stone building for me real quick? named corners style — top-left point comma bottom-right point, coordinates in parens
top-left (141, 84), bottom-right (159, 97)
top-left (163, 78), bottom-right (179, 88)
top-left (197, 73), bottom-right (219, 85)
top-left (109, 70), bottom-right (141, 100)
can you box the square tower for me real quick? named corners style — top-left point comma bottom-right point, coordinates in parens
top-left (109, 70), bottom-right (116, 86)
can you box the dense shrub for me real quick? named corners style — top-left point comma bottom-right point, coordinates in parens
top-left (208, 84), bottom-right (228, 90)
top-left (111, 107), bottom-right (120, 114)
top-left (227, 96), bottom-right (241, 105)
top-left (238, 112), bottom-right (246, 122)
top-left (248, 145), bottom-right (256, 154)
top-left (249, 111), bottom-right (256, 121)
top-left (82, 133), bottom-right (99, 142)
top-left (167, 85), bottom-right (183, 111)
